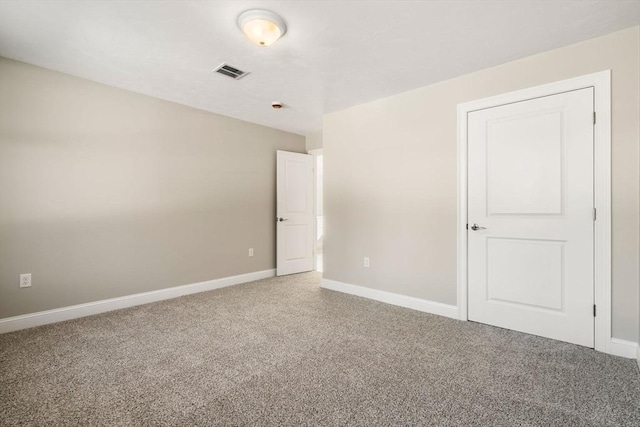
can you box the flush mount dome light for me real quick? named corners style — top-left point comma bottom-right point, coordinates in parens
top-left (237, 9), bottom-right (286, 47)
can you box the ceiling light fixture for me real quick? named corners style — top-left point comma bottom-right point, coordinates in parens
top-left (237, 9), bottom-right (286, 47)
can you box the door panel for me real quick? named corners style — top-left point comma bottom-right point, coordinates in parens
top-left (285, 224), bottom-right (309, 260)
top-left (468, 88), bottom-right (594, 347)
top-left (277, 151), bottom-right (314, 276)
top-left (487, 111), bottom-right (564, 215)
top-left (284, 160), bottom-right (308, 212)
top-left (486, 237), bottom-right (564, 311)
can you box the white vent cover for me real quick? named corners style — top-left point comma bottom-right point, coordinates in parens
top-left (213, 63), bottom-right (248, 80)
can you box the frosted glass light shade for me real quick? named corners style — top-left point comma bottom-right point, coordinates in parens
top-left (238, 9), bottom-right (286, 47)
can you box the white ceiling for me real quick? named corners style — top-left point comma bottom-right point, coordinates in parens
top-left (1, 1), bottom-right (638, 136)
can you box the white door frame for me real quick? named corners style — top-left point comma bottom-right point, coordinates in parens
top-left (308, 148), bottom-right (323, 271)
top-left (456, 71), bottom-right (611, 354)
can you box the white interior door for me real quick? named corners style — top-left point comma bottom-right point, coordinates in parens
top-left (277, 150), bottom-right (314, 276)
top-left (467, 88), bottom-right (594, 347)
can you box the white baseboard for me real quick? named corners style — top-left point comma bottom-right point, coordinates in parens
top-left (4, 271), bottom-right (637, 362)
top-left (321, 278), bottom-right (458, 319)
top-left (321, 280), bottom-right (639, 359)
top-left (608, 338), bottom-right (639, 359)
top-left (0, 269), bottom-right (276, 334)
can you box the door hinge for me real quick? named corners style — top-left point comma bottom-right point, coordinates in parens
top-left (593, 112), bottom-right (596, 125)
top-left (466, 224), bottom-right (469, 230)
top-left (593, 208), bottom-right (596, 221)
top-left (593, 304), bottom-right (596, 317)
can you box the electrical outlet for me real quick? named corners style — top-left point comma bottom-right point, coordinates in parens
top-left (363, 257), bottom-right (370, 268)
top-left (20, 273), bottom-right (31, 288)
top-left (249, 248), bottom-right (254, 257)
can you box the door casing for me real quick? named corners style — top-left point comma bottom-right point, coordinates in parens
top-left (456, 71), bottom-right (611, 354)
top-left (308, 148), bottom-right (323, 272)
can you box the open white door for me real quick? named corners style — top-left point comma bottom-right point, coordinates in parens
top-left (467, 88), bottom-right (595, 347)
top-left (276, 151), bottom-right (314, 276)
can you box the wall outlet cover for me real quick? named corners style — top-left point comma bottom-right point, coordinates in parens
top-left (20, 273), bottom-right (32, 288)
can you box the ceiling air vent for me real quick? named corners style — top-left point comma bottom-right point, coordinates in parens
top-left (213, 63), bottom-right (248, 80)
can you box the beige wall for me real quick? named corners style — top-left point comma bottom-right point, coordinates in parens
top-left (324, 27), bottom-right (640, 341)
top-left (0, 57), bottom-right (305, 319)
top-left (305, 131), bottom-right (323, 151)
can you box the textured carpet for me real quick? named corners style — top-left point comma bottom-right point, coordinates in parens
top-left (1, 272), bottom-right (639, 426)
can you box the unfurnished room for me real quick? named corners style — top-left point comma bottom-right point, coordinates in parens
top-left (0, 1), bottom-right (639, 425)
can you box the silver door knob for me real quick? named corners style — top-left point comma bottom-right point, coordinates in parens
top-left (277, 217), bottom-right (289, 222)
top-left (470, 224), bottom-right (486, 231)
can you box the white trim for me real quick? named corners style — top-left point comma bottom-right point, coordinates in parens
top-left (321, 278), bottom-right (458, 319)
top-left (591, 72), bottom-right (612, 355)
top-left (456, 71), bottom-right (612, 353)
top-left (308, 148), bottom-right (323, 272)
top-left (608, 338), bottom-right (639, 359)
top-left (0, 269), bottom-right (276, 334)
top-left (457, 102), bottom-right (469, 322)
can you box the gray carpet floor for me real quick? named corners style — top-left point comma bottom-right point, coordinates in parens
top-left (1, 272), bottom-right (639, 426)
